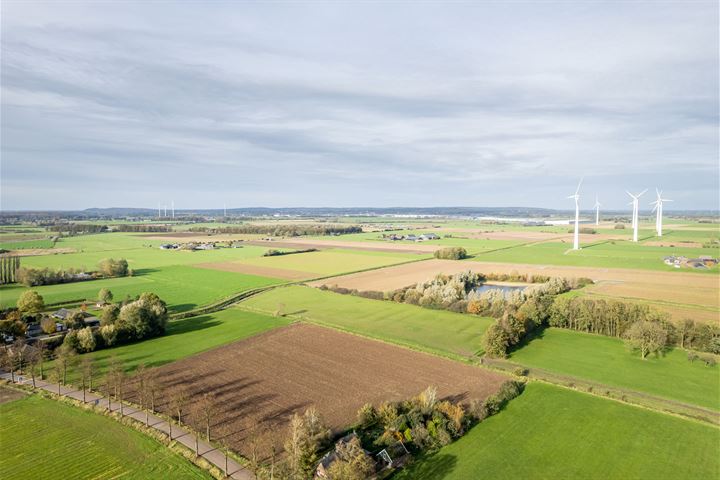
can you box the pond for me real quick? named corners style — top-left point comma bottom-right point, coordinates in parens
top-left (475, 283), bottom-right (528, 296)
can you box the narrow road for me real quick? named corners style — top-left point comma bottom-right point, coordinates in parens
top-left (1, 372), bottom-right (254, 480)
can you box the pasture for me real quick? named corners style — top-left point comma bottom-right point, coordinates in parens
top-left (223, 249), bottom-right (423, 278)
top-left (67, 308), bottom-right (292, 376)
top-left (509, 328), bottom-right (720, 410)
top-left (394, 383), bottom-right (720, 480)
top-left (240, 285), bottom-right (494, 360)
top-left (0, 391), bottom-right (210, 479)
top-left (151, 323), bottom-right (508, 459)
top-left (0, 265), bottom-right (282, 312)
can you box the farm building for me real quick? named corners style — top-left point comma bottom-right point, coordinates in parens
top-left (418, 233), bottom-right (440, 241)
top-left (315, 432), bottom-right (371, 478)
top-left (159, 243), bottom-right (179, 250)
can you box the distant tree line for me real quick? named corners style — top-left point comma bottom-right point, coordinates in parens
top-left (189, 224), bottom-right (362, 237)
top-left (113, 224), bottom-right (173, 232)
top-left (15, 258), bottom-right (130, 287)
top-left (263, 248), bottom-right (318, 257)
top-left (47, 224), bottom-right (108, 234)
top-left (0, 256), bottom-right (20, 284)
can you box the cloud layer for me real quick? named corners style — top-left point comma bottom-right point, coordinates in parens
top-left (1, 1), bottom-right (718, 210)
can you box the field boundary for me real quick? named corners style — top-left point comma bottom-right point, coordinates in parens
top-left (483, 358), bottom-right (720, 426)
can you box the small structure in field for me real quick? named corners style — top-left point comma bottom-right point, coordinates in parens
top-left (316, 432), bottom-right (367, 478)
top-left (418, 233), bottom-right (440, 241)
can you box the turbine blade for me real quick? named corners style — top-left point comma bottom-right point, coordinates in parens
top-left (637, 189), bottom-right (648, 197)
top-left (575, 177), bottom-right (584, 196)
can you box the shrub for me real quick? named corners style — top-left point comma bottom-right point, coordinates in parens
top-left (614, 224), bottom-right (626, 229)
top-left (687, 352), bottom-right (699, 363)
top-left (433, 247), bottom-right (468, 260)
top-left (357, 403), bottom-right (377, 428)
top-left (513, 367), bottom-right (528, 377)
top-left (701, 355), bottom-right (717, 367)
top-left (77, 327), bottom-right (96, 352)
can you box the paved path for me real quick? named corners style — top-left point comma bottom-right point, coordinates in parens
top-left (1, 372), bottom-right (254, 480)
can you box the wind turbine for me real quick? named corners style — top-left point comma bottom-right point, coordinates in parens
top-left (223, 203), bottom-right (227, 218)
top-left (567, 178), bottom-right (583, 250)
top-left (171, 200), bottom-right (175, 219)
top-left (593, 195), bottom-right (602, 226)
top-left (158, 202), bottom-right (162, 218)
top-left (626, 189), bottom-right (647, 242)
top-left (650, 189), bottom-right (672, 237)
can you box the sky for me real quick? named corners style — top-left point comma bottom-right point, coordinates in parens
top-left (1, 1), bottom-right (718, 211)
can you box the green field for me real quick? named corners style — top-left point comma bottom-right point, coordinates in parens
top-left (394, 383), bottom-right (720, 480)
top-left (240, 285), bottom-right (493, 359)
top-left (473, 239), bottom-right (720, 272)
top-left (0, 265), bottom-right (282, 312)
top-left (509, 328), bottom-right (720, 410)
top-left (231, 249), bottom-right (424, 277)
top-left (72, 308), bottom-right (292, 376)
top-left (0, 392), bottom-right (210, 479)
top-left (0, 238), bottom-right (55, 249)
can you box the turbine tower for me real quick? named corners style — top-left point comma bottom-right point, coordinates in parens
top-left (567, 178), bottom-right (583, 250)
top-left (158, 202), bottom-right (161, 218)
top-left (171, 200), bottom-right (175, 219)
top-left (593, 196), bottom-right (602, 226)
top-left (650, 189), bottom-right (672, 237)
top-left (626, 189), bottom-right (647, 242)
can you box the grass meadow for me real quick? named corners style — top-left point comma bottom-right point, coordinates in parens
top-left (509, 328), bottom-right (720, 410)
top-left (0, 393), bottom-right (210, 479)
top-left (240, 285), bottom-right (494, 360)
top-left (0, 265), bottom-right (282, 312)
top-left (63, 308), bottom-right (292, 377)
top-left (394, 383), bottom-right (720, 480)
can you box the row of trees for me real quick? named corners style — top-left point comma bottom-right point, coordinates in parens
top-left (0, 256), bottom-right (20, 284)
top-left (47, 224), bottom-right (108, 234)
top-left (16, 258), bottom-right (129, 287)
top-left (189, 224), bottom-right (362, 237)
top-left (433, 247), bottom-right (468, 260)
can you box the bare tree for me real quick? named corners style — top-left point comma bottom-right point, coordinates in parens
top-left (54, 345), bottom-right (76, 387)
top-left (168, 385), bottom-right (189, 441)
top-left (36, 340), bottom-right (47, 380)
top-left (116, 369), bottom-right (126, 417)
top-left (144, 371), bottom-right (159, 426)
top-left (26, 346), bottom-right (41, 388)
top-left (0, 347), bottom-right (15, 383)
top-left (80, 356), bottom-right (95, 402)
top-left (135, 363), bottom-right (148, 408)
top-left (195, 392), bottom-right (216, 441)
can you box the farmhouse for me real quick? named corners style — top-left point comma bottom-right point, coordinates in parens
top-left (315, 432), bottom-right (370, 478)
top-left (405, 234), bottom-right (418, 241)
top-left (418, 233), bottom-right (440, 241)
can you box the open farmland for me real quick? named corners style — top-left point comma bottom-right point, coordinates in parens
top-left (0, 265), bottom-right (282, 312)
top-left (151, 323), bottom-right (508, 459)
top-left (314, 259), bottom-right (720, 324)
top-left (394, 383), bottom-right (720, 480)
top-left (196, 249), bottom-right (423, 280)
top-left (61, 308), bottom-right (292, 376)
top-left (0, 391), bottom-right (210, 480)
top-left (240, 285), bottom-right (494, 359)
top-left (509, 328), bottom-right (720, 410)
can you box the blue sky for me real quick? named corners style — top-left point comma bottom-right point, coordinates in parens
top-left (1, 1), bottom-right (718, 211)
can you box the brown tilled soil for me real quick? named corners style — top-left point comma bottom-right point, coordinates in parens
top-left (148, 323), bottom-right (507, 459)
top-left (0, 386), bottom-right (26, 404)
top-left (194, 261), bottom-right (311, 280)
top-left (310, 259), bottom-right (719, 323)
top-left (4, 248), bottom-right (76, 257)
top-left (643, 241), bottom-right (703, 248)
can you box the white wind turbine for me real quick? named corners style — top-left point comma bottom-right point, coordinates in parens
top-left (650, 189), bottom-right (672, 237)
top-left (626, 189), bottom-right (647, 242)
top-left (593, 195), bottom-right (602, 226)
top-left (567, 178), bottom-right (583, 250)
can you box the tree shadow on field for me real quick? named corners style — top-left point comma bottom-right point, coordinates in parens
top-left (131, 268), bottom-right (161, 276)
top-left (508, 326), bottom-right (547, 355)
top-left (399, 453), bottom-right (458, 480)
top-left (165, 315), bottom-right (221, 336)
top-left (169, 303), bottom-right (199, 313)
top-left (285, 309), bottom-right (308, 316)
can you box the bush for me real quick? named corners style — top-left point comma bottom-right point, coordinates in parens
top-left (357, 403), bottom-right (377, 428)
top-left (513, 367), bottom-right (528, 377)
top-left (97, 258), bottom-right (129, 277)
top-left (700, 355), bottom-right (717, 367)
top-left (77, 327), bottom-right (96, 352)
top-left (614, 224), bottom-right (626, 229)
top-left (433, 247), bottom-right (468, 260)
top-left (687, 352), bottom-right (699, 363)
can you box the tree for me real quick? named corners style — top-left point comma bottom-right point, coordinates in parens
top-left (98, 288), bottom-right (113, 304)
top-left (54, 345), bottom-right (77, 386)
top-left (677, 319), bottom-right (695, 349)
top-left (284, 408), bottom-right (330, 479)
top-left (64, 310), bottom-right (86, 330)
top-left (26, 346), bottom-right (41, 388)
top-left (0, 347), bottom-right (15, 382)
top-left (100, 303), bottom-right (120, 326)
top-left (168, 386), bottom-right (189, 440)
top-left (326, 436), bottom-right (375, 480)
top-left (80, 356), bottom-right (95, 402)
top-left (40, 316), bottom-right (57, 334)
top-left (624, 321), bottom-right (668, 359)
top-left (482, 322), bottom-right (511, 358)
top-left (192, 392), bottom-right (216, 442)
top-left (77, 327), bottom-right (96, 352)
top-left (98, 258), bottom-right (129, 277)
top-left (16, 290), bottom-right (44, 314)
top-left (99, 324), bottom-right (118, 346)
top-left (35, 340), bottom-right (47, 380)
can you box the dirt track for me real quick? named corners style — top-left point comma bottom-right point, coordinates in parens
top-left (152, 323), bottom-right (507, 459)
top-left (245, 238), bottom-right (439, 254)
